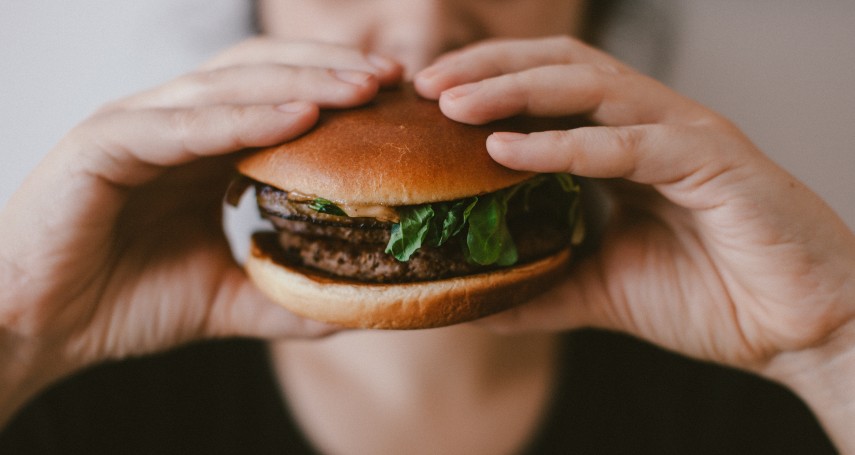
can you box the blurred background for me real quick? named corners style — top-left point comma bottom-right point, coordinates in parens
top-left (2, 0), bottom-right (853, 230)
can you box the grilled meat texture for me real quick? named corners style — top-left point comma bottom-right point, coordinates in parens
top-left (255, 184), bottom-right (570, 283)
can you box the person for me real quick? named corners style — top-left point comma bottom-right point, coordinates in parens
top-left (1, 0), bottom-right (853, 453)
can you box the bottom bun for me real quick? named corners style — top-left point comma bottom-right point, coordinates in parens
top-left (245, 233), bottom-right (572, 330)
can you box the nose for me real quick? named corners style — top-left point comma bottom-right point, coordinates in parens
top-left (371, 0), bottom-right (483, 77)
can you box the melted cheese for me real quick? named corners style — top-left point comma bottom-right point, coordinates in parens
top-left (286, 191), bottom-right (399, 223)
top-left (338, 203), bottom-right (399, 223)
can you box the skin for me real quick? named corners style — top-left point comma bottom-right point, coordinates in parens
top-left (2, 0), bottom-right (854, 452)
top-left (0, 40), bottom-right (404, 423)
top-left (415, 37), bottom-right (855, 451)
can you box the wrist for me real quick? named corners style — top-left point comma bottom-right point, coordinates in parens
top-left (0, 242), bottom-right (82, 428)
top-left (764, 319), bottom-right (855, 454)
top-left (0, 333), bottom-right (63, 427)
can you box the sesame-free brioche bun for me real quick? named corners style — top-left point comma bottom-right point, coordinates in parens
top-left (237, 84), bottom-right (583, 329)
top-left (237, 84), bottom-right (576, 206)
top-left (247, 233), bottom-right (571, 330)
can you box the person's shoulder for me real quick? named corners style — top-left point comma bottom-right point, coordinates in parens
top-left (536, 329), bottom-right (838, 454)
top-left (0, 339), bottom-right (289, 454)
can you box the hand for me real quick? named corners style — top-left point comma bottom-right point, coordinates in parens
top-left (0, 38), bottom-right (403, 419)
top-left (416, 37), bottom-right (855, 449)
top-left (415, 36), bottom-right (855, 373)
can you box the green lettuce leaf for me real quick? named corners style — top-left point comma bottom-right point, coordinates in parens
top-left (374, 174), bottom-right (582, 265)
top-left (465, 193), bottom-right (518, 266)
top-left (388, 198), bottom-right (479, 262)
top-left (308, 198), bottom-right (347, 217)
top-left (434, 198), bottom-right (478, 247)
top-left (383, 174), bottom-right (581, 265)
top-left (384, 205), bottom-right (435, 261)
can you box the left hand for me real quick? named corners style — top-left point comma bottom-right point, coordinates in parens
top-left (413, 36), bottom-right (855, 375)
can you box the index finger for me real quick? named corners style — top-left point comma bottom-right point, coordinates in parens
top-left (201, 38), bottom-right (403, 86)
top-left (414, 36), bottom-right (625, 98)
top-left (435, 63), bottom-right (701, 127)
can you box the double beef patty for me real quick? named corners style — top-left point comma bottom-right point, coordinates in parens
top-left (255, 184), bottom-right (569, 283)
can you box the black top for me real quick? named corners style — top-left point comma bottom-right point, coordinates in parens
top-left (0, 329), bottom-right (837, 454)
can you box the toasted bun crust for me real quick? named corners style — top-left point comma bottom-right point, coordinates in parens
top-left (246, 234), bottom-right (572, 330)
top-left (237, 84), bottom-right (582, 205)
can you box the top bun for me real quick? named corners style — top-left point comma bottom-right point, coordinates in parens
top-left (237, 84), bottom-right (580, 206)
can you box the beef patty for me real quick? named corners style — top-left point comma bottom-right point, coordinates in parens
top-left (255, 184), bottom-right (570, 283)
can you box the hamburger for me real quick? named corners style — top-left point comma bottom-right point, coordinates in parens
top-left (231, 85), bottom-right (585, 329)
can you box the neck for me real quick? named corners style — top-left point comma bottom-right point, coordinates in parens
top-left (270, 325), bottom-right (559, 455)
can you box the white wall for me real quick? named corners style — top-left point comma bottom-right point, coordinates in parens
top-left (667, 0), bottom-right (855, 228)
top-left (0, 0), bottom-right (252, 204)
top-left (2, 1), bottom-right (853, 230)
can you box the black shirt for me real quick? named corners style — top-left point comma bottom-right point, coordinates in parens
top-left (0, 329), bottom-right (837, 454)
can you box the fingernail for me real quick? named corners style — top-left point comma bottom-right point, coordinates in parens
top-left (416, 69), bottom-right (434, 81)
top-left (416, 64), bottom-right (442, 81)
top-left (276, 100), bottom-right (312, 113)
top-left (491, 132), bottom-right (528, 142)
top-left (443, 82), bottom-right (481, 99)
top-left (367, 53), bottom-right (398, 73)
top-left (333, 69), bottom-right (373, 86)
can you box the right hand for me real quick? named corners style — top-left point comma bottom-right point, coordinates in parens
top-left (0, 38), bottom-right (402, 420)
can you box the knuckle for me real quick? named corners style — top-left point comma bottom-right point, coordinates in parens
top-left (547, 35), bottom-right (590, 62)
top-left (178, 69), bottom-right (217, 92)
top-left (549, 34), bottom-right (580, 52)
top-left (591, 61), bottom-right (626, 77)
top-left (172, 67), bottom-right (250, 103)
top-left (553, 130), bottom-right (583, 170)
top-left (169, 105), bottom-right (257, 153)
top-left (169, 107), bottom-right (201, 133)
top-left (189, 64), bottom-right (250, 89)
top-left (209, 36), bottom-right (270, 62)
top-left (695, 113), bottom-right (737, 133)
top-left (65, 112), bottom-right (114, 150)
top-left (225, 106), bottom-right (258, 147)
top-left (168, 107), bottom-right (207, 151)
top-left (553, 128), bottom-right (580, 147)
top-left (505, 71), bottom-right (529, 96)
top-left (466, 36), bottom-right (508, 53)
top-left (611, 126), bottom-right (644, 156)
